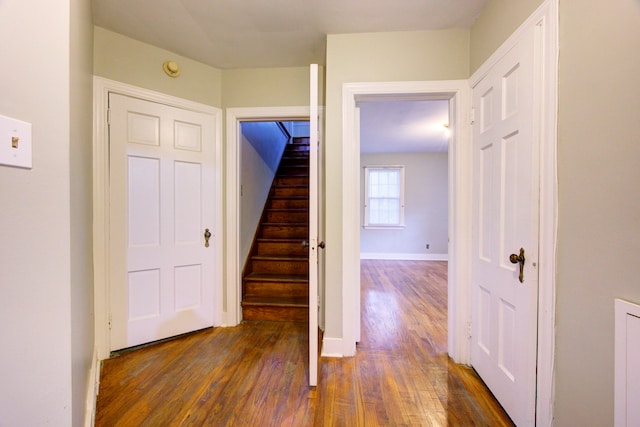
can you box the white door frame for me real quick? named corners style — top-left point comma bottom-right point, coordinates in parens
top-left (342, 80), bottom-right (473, 361)
top-left (225, 107), bottom-right (314, 327)
top-left (92, 77), bottom-right (224, 360)
top-left (469, 1), bottom-right (557, 424)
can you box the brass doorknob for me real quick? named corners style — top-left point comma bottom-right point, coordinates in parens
top-left (509, 248), bottom-right (525, 283)
top-left (204, 228), bottom-right (211, 248)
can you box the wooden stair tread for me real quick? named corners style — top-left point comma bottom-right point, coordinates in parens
top-left (270, 195), bottom-right (308, 199)
top-left (262, 222), bottom-right (308, 226)
top-left (251, 254), bottom-right (308, 261)
top-left (257, 237), bottom-right (305, 242)
top-left (256, 237), bottom-right (305, 243)
top-left (242, 296), bottom-right (308, 307)
top-left (274, 184), bottom-right (308, 188)
top-left (244, 272), bottom-right (308, 283)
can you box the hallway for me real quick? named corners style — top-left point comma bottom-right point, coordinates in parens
top-left (95, 260), bottom-right (512, 426)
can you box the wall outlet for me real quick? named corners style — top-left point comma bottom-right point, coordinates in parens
top-left (426, 244), bottom-right (430, 250)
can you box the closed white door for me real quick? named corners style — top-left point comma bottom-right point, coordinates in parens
top-left (308, 64), bottom-right (320, 386)
top-left (471, 26), bottom-right (539, 426)
top-left (109, 93), bottom-right (217, 351)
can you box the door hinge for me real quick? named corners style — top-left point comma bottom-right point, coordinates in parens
top-left (107, 108), bottom-right (111, 126)
top-left (469, 108), bottom-right (476, 125)
top-left (108, 314), bottom-right (112, 330)
top-left (467, 320), bottom-right (472, 339)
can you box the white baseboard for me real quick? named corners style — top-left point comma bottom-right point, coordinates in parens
top-left (321, 337), bottom-right (345, 358)
top-left (84, 347), bottom-right (100, 427)
top-left (360, 253), bottom-right (449, 261)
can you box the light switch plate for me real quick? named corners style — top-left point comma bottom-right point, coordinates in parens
top-left (0, 114), bottom-right (32, 169)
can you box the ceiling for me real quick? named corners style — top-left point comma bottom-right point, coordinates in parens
top-left (93, 1), bottom-right (478, 153)
top-left (92, 0), bottom-right (487, 69)
top-left (359, 99), bottom-right (450, 154)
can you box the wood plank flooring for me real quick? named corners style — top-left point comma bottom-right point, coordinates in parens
top-left (95, 260), bottom-right (513, 426)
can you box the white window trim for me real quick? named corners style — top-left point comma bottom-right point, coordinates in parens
top-left (363, 165), bottom-right (405, 229)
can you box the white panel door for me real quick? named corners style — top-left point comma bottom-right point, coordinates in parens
top-left (471, 26), bottom-right (539, 426)
top-left (308, 64), bottom-right (320, 387)
top-left (109, 93), bottom-right (217, 351)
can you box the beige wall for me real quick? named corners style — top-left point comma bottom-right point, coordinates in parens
top-left (554, 1), bottom-right (640, 425)
top-left (70, 0), bottom-right (95, 425)
top-left (324, 30), bottom-right (469, 340)
top-left (469, 0), bottom-right (544, 73)
top-left (0, 0), bottom-right (79, 424)
top-left (222, 66), bottom-right (323, 108)
top-left (94, 26), bottom-right (222, 107)
top-left (471, 0), bottom-right (640, 425)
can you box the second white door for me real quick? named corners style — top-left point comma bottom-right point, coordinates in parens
top-left (109, 93), bottom-right (218, 351)
top-left (471, 24), bottom-right (539, 426)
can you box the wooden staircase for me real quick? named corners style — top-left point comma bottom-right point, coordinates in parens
top-left (242, 137), bottom-right (310, 322)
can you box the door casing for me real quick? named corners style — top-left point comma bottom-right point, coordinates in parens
top-left (342, 81), bottom-right (472, 361)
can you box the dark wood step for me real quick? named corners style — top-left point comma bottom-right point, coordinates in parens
top-left (260, 223), bottom-right (308, 238)
top-left (280, 157), bottom-right (309, 166)
top-left (248, 255), bottom-right (309, 275)
top-left (278, 165), bottom-right (309, 173)
top-left (269, 197), bottom-right (309, 209)
top-left (243, 273), bottom-right (308, 298)
top-left (242, 297), bottom-right (308, 322)
top-left (265, 209), bottom-right (308, 223)
top-left (287, 140), bottom-right (309, 146)
top-left (255, 238), bottom-right (308, 256)
top-left (273, 186), bottom-right (309, 198)
top-left (274, 175), bottom-right (308, 186)
top-left (281, 152), bottom-right (309, 158)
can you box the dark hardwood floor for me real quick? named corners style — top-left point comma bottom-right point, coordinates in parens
top-left (95, 260), bottom-right (513, 426)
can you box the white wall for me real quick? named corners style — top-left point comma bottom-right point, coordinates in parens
top-left (0, 0), bottom-right (82, 424)
top-left (360, 153), bottom-right (448, 259)
top-left (240, 122), bottom-right (289, 265)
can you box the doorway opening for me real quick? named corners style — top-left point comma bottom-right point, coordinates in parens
top-left (238, 120), bottom-right (311, 323)
top-left (357, 97), bottom-right (451, 352)
top-left (224, 107), bottom-right (316, 328)
top-left (340, 81), bottom-right (472, 362)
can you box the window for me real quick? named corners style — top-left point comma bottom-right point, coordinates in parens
top-left (364, 166), bottom-right (405, 228)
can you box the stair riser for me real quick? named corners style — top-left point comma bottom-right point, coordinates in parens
top-left (273, 187), bottom-right (309, 198)
top-left (250, 260), bottom-right (309, 275)
top-left (256, 241), bottom-right (307, 256)
top-left (261, 225), bottom-right (308, 238)
top-left (275, 176), bottom-right (308, 186)
top-left (279, 166), bottom-right (309, 175)
top-left (242, 305), bottom-right (308, 322)
top-left (284, 150), bottom-right (309, 158)
top-left (280, 158), bottom-right (309, 166)
top-left (265, 211), bottom-right (308, 223)
top-left (244, 281), bottom-right (308, 298)
top-left (269, 199), bottom-right (309, 209)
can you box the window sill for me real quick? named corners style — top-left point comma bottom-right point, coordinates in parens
top-left (363, 225), bottom-right (406, 230)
